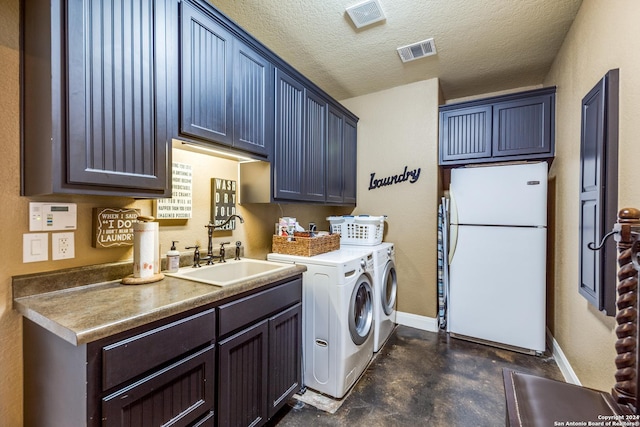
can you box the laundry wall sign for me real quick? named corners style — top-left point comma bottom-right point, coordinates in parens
top-left (368, 166), bottom-right (421, 190)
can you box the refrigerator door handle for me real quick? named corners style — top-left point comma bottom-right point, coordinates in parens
top-left (448, 189), bottom-right (459, 265)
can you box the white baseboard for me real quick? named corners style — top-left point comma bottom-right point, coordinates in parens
top-left (395, 311), bottom-right (439, 332)
top-left (546, 328), bottom-right (581, 385)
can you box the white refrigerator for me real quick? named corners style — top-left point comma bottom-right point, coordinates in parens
top-left (448, 162), bottom-right (547, 354)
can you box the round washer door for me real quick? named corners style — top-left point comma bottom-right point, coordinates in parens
top-left (349, 274), bottom-right (373, 345)
top-left (382, 260), bottom-right (397, 316)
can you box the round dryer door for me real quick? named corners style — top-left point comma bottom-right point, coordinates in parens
top-left (349, 274), bottom-right (373, 345)
top-left (382, 260), bottom-right (397, 316)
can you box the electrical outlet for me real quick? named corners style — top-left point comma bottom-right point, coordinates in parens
top-left (52, 232), bottom-right (75, 260)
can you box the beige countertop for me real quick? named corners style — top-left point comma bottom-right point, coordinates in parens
top-left (13, 260), bottom-right (305, 346)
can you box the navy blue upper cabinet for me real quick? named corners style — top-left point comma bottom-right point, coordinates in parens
top-left (179, 0), bottom-right (273, 157)
top-left (180, 1), bottom-right (233, 145)
top-left (232, 41), bottom-right (274, 156)
top-left (439, 87), bottom-right (555, 166)
top-left (273, 70), bottom-right (305, 200)
top-left (326, 105), bottom-right (345, 204)
top-left (302, 90), bottom-right (328, 202)
top-left (272, 70), bottom-right (358, 205)
top-left (327, 107), bottom-right (357, 205)
top-left (22, 0), bottom-right (176, 197)
top-left (177, 1), bottom-right (358, 205)
top-left (440, 105), bottom-right (492, 162)
top-left (342, 116), bottom-right (358, 205)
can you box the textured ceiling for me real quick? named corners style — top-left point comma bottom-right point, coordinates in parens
top-left (209, 0), bottom-right (583, 101)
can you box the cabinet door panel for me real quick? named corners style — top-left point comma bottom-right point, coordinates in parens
top-left (303, 91), bottom-right (327, 201)
top-left (268, 303), bottom-right (302, 417)
top-left (233, 41), bottom-right (274, 156)
top-left (274, 70), bottom-right (305, 200)
top-left (439, 106), bottom-right (492, 162)
top-left (326, 106), bottom-right (344, 203)
top-left (180, 1), bottom-right (233, 144)
top-left (66, 0), bottom-right (169, 191)
top-left (218, 320), bottom-right (269, 427)
top-left (493, 95), bottom-right (553, 157)
top-left (102, 345), bottom-right (215, 427)
top-left (342, 116), bottom-right (358, 205)
top-left (578, 71), bottom-right (619, 315)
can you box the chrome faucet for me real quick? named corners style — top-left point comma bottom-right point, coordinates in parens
top-left (204, 214), bottom-right (245, 265)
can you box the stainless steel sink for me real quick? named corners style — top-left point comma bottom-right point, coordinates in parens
top-left (165, 258), bottom-right (295, 287)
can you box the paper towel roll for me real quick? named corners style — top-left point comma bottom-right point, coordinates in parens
top-left (133, 217), bottom-right (159, 278)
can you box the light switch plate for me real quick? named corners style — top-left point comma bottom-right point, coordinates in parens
top-left (23, 233), bottom-right (48, 263)
top-left (52, 232), bottom-right (75, 260)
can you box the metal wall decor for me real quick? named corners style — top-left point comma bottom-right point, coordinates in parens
top-left (368, 165), bottom-right (421, 190)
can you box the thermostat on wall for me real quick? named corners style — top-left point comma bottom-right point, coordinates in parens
top-left (29, 202), bottom-right (77, 231)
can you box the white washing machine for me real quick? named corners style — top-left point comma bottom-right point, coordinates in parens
top-left (345, 243), bottom-right (397, 352)
top-left (267, 249), bottom-right (375, 399)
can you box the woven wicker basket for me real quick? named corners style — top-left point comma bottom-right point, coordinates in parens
top-left (272, 234), bottom-right (340, 257)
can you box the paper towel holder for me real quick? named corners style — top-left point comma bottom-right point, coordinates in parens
top-left (122, 215), bottom-right (165, 285)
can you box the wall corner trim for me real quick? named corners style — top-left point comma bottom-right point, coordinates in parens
top-left (546, 328), bottom-right (581, 385)
top-left (396, 312), bottom-right (439, 332)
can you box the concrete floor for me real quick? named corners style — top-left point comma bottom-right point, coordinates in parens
top-left (268, 325), bottom-right (564, 426)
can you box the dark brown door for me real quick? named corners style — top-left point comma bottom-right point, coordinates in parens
top-left (268, 303), bottom-right (302, 417)
top-left (218, 319), bottom-right (269, 426)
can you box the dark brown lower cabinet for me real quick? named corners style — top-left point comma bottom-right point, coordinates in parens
top-left (217, 280), bottom-right (303, 427)
top-left (22, 276), bottom-right (302, 427)
top-left (268, 304), bottom-right (303, 417)
top-left (218, 320), bottom-right (270, 426)
top-left (217, 303), bottom-right (303, 426)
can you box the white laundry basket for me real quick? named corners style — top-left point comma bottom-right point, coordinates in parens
top-left (327, 215), bottom-right (386, 245)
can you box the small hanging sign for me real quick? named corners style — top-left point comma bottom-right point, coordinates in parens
top-left (155, 162), bottom-right (193, 219)
top-left (92, 208), bottom-right (141, 248)
top-left (211, 178), bottom-right (237, 230)
top-left (368, 165), bottom-right (421, 190)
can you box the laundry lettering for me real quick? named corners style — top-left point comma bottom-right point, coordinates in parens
top-left (368, 166), bottom-right (421, 190)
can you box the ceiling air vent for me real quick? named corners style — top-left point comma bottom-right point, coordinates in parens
top-left (397, 38), bottom-right (437, 63)
top-left (346, 0), bottom-right (386, 29)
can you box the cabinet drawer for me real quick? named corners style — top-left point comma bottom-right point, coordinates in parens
top-left (102, 309), bottom-right (215, 390)
top-left (102, 344), bottom-right (215, 427)
top-left (218, 278), bottom-right (302, 337)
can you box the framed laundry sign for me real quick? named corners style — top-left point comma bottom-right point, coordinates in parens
top-left (92, 208), bottom-right (140, 248)
top-left (155, 162), bottom-right (193, 219)
top-left (211, 178), bottom-right (237, 230)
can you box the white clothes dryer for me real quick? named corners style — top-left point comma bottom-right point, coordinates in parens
top-left (331, 244), bottom-right (397, 352)
top-left (369, 242), bottom-right (397, 352)
top-left (267, 249), bottom-right (375, 399)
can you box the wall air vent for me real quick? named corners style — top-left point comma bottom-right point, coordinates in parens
top-left (346, 0), bottom-right (386, 29)
top-left (397, 38), bottom-right (437, 63)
